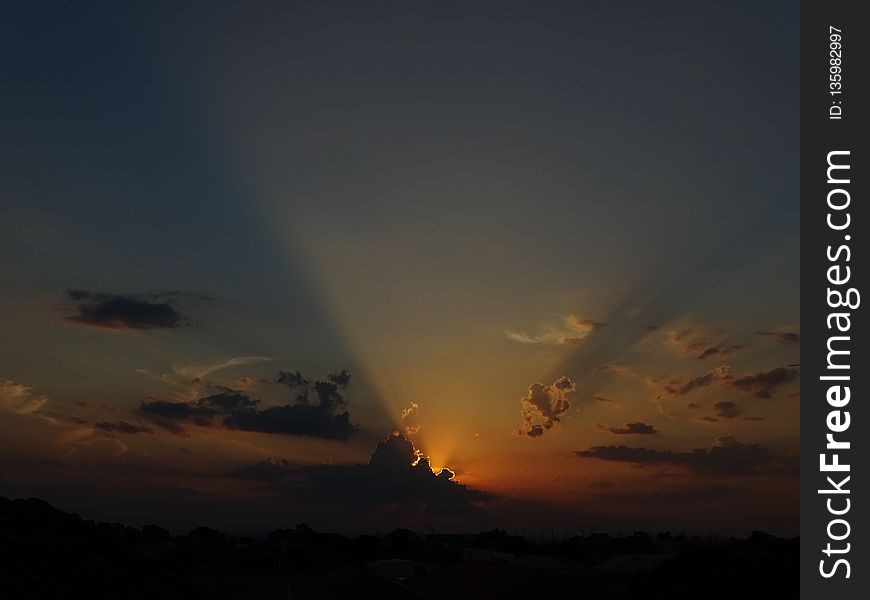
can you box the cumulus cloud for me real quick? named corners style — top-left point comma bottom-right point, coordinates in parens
top-left (400, 402), bottom-right (421, 435)
top-left (0, 380), bottom-right (49, 415)
top-left (63, 289), bottom-right (197, 330)
top-left (518, 376), bottom-right (575, 437)
top-left (139, 371), bottom-right (358, 439)
top-left (597, 421), bottom-right (658, 435)
top-left (574, 436), bottom-right (796, 476)
top-left (506, 314), bottom-right (603, 346)
top-left (326, 369), bottom-right (351, 387)
top-left (233, 433), bottom-right (493, 513)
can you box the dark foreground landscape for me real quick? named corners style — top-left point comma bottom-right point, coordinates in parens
top-left (0, 496), bottom-right (796, 599)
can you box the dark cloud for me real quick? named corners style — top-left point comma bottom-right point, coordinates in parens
top-left (94, 421), bottom-right (154, 434)
top-left (139, 371), bottom-right (358, 439)
top-left (696, 344), bottom-right (743, 360)
top-left (666, 327), bottom-right (743, 360)
top-left (592, 395), bottom-right (615, 403)
top-left (713, 401), bottom-right (742, 419)
top-left (233, 433), bottom-right (493, 517)
top-left (327, 369), bottom-right (351, 387)
top-left (64, 289), bottom-right (186, 330)
top-left (757, 330), bottom-right (801, 345)
top-left (223, 404), bottom-right (355, 438)
top-left (276, 370), bottom-right (309, 388)
top-left (660, 365), bottom-right (797, 402)
top-left (139, 399), bottom-right (217, 426)
top-left (518, 376), bottom-right (575, 437)
top-left (662, 366), bottom-right (730, 396)
top-left (198, 391), bottom-right (258, 411)
top-left (574, 436), bottom-right (795, 476)
top-left (598, 421), bottom-right (659, 435)
top-left (730, 367), bottom-right (798, 399)
top-left (276, 370), bottom-right (310, 403)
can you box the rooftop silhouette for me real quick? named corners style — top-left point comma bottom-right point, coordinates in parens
top-left (0, 496), bottom-right (797, 599)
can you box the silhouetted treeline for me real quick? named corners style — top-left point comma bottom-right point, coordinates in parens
top-left (0, 497), bottom-right (797, 599)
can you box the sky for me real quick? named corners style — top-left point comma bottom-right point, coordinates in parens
top-left (0, 1), bottom-right (799, 536)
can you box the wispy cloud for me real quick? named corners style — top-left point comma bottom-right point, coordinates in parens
top-left (173, 356), bottom-right (275, 380)
top-left (0, 379), bottom-right (49, 415)
top-left (506, 314), bottom-right (604, 346)
top-left (137, 356), bottom-right (275, 401)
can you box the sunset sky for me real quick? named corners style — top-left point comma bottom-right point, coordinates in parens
top-left (1, 1), bottom-right (799, 536)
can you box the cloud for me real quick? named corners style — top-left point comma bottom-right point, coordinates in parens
top-left (139, 371), bottom-right (358, 439)
top-left (175, 356), bottom-right (274, 380)
top-left (730, 367), bottom-right (799, 399)
top-left (712, 401), bottom-right (742, 419)
top-left (0, 380), bottom-right (49, 415)
top-left (662, 366), bottom-right (730, 396)
top-left (659, 366), bottom-right (798, 402)
top-left (757, 330), bottom-right (801, 345)
top-left (518, 376), bottom-right (575, 437)
top-left (327, 369), bottom-right (351, 387)
top-left (592, 395), bottom-right (615, 404)
top-left (600, 364), bottom-right (636, 378)
top-left (574, 436), bottom-right (795, 476)
top-left (233, 432), bottom-right (493, 514)
top-left (94, 421), bottom-right (154, 434)
top-left (63, 289), bottom-right (191, 330)
top-left (137, 356), bottom-right (275, 406)
top-left (400, 402), bottom-right (419, 420)
top-left (400, 402), bottom-right (421, 435)
top-left (223, 403), bottom-right (355, 439)
top-left (506, 314), bottom-right (603, 346)
top-left (597, 421), bottom-right (658, 435)
top-left (665, 326), bottom-right (743, 360)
